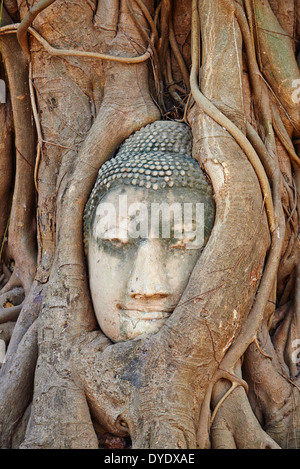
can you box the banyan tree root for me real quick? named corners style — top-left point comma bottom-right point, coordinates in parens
top-left (0, 322), bottom-right (16, 348)
top-left (17, 0), bottom-right (58, 59)
top-left (210, 385), bottom-right (281, 449)
top-left (3, 1), bottom-right (19, 22)
top-left (189, 0), bottom-right (296, 450)
top-left (0, 91), bottom-right (13, 264)
top-left (0, 287), bottom-right (25, 324)
top-left (0, 320), bottom-right (38, 448)
top-left (0, 0), bottom-right (299, 449)
top-left (243, 318), bottom-right (300, 449)
top-left (190, 0), bottom-right (275, 234)
top-left (252, 0), bottom-right (300, 136)
top-left (0, 280), bottom-right (44, 449)
top-left (0, 6), bottom-right (37, 296)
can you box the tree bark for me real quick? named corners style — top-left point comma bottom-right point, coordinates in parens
top-left (0, 0), bottom-right (299, 449)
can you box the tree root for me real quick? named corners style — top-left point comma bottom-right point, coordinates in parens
top-left (211, 143), bottom-right (285, 414)
top-left (191, 0), bottom-right (283, 365)
top-left (0, 89), bottom-right (13, 263)
top-left (11, 404), bottom-right (32, 449)
top-left (168, 11), bottom-right (189, 89)
top-left (28, 62), bottom-right (42, 194)
top-left (0, 287), bottom-right (24, 324)
top-left (246, 121), bottom-right (276, 179)
top-left (0, 269), bottom-right (23, 295)
top-left (253, 337), bottom-right (273, 360)
top-left (0, 296), bottom-right (23, 315)
top-left (0, 6), bottom-right (37, 295)
top-left (126, 0), bottom-right (164, 108)
top-left (0, 279), bottom-right (43, 403)
top-left (131, 0), bottom-right (159, 44)
top-left (3, 1), bottom-right (19, 22)
top-left (1, 23), bottom-right (153, 63)
top-left (197, 368), bottom-right (248, 449)
top-left (211, 385), bottom-right (281, 449)
top-left (0, 288), bottom-right (25, 308)
top-left (272, 105), bottom-right (300, 168)
top-left (0, 321), bottom-right (15, 346)
top-left (191, 0), bottom-right (288, 449)
top-left (0, 320), bottom-right (38, 448)
top-left (251, 0), bottom-right (300, 135)
top-left (235, 2), bottom-right (274, 147)
top-left (210, 382), bottom-right (240, 427)
top-left (17, 0), bottom-right (58, 59)
top-left (190, 0), bottom-right (276, 234)
top-left (157, 0), bottom-right (171, 72)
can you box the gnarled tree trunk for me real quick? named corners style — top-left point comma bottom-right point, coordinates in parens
top-left (0, 0), bottom-right (299, 449)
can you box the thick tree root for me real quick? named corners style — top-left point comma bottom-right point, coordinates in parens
top-left (244, 320), bottom-right (300, 448)
top-left (190, 0), bottom-right (275, 234)
top-left (197, 369), bottom-right (248, 448)
top-left (191, 0), bottom-right (289, 449)
top-left (1, 23), bottom-right (152, 64)
top-left (211, 386), bottom-right (281, 449)
top-left (1, 281), bottom-right (43, 371)
top-left (0, 270), bottom-right (23, 295)
top-left (0, 322), bottom-right (15, 347)
top-left (0, 287), bottom-right (24, 324)
top-left (0, 92), bottom-right (13, 261)
top-left (0, 6), bottom-right (37, 295)
top-left (0, 320), bottom-right (38, 448)
top-left (17, 0), bottom-right (58, 59)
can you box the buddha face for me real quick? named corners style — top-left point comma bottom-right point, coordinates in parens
top-left (88, 184), bottom-right (213, 342)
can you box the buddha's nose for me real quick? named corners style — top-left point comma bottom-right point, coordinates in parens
top-left (128, 240), bottom-right (171, 299)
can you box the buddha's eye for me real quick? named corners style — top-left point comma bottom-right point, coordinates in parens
top-left (103, 238), bottom-right (131, 249)
top-left (169, 232), bottom-right (197, 250)
top-left (101, 228), bottom-right (131, 248)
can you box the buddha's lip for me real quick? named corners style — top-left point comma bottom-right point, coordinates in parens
top-left (120, 309), bottom-right (172, 320)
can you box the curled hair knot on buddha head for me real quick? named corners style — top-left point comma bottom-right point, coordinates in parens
top-left (84, 120), bottom-right (213, 249)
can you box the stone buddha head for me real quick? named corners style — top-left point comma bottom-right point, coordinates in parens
top-left (84, 121), bottom-right (215, 343)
